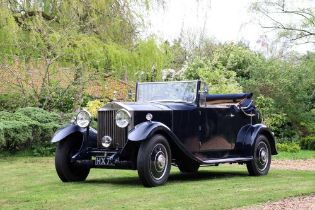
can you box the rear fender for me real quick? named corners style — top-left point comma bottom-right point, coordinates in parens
top-left (236, 124), bottom-right (277, 156)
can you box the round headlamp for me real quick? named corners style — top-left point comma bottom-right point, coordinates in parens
top-left (76, 110), bottom-right (91, 128)
top-left (115, 109), bottom-right (131, 128)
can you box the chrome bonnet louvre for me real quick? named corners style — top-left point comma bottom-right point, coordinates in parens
top-left (97, 110), bottom-right (127, 149)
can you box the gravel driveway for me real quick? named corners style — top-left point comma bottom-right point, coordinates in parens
top-left (239, 195), bottom-right (315, 210)
top-left (271, 159), bottom-right (315, 171)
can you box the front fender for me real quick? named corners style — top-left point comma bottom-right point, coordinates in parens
top-left (51, 124), bottom-right (84, 143)
top-left (236, 124), bottom-right (277, 156)
top-left (128, 121), bottom-right (200, 163)
top-left (128, 121), bottom-right (171, 141)
top-left (51, 124), bottom-right (97, 148)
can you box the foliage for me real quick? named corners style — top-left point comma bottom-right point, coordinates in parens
top-left (0, 93), bottom-right (27, 112)
top-left (0, 0), bottom-right (170, 112)
top-left (105, 38), bottom-right (170, 82)
top-left (16, 107), bottom-right (61, 123)
top-left (274, 150), bottom-right (315, 160)
top-left (180, 41), bottom-right (314, 139)
top-left (199, 68), bottom-right (243, 94)
top-left (244, 54), bottom-right (315, 137)
top-left (37, 83), bottom-right (78, 112)
top-left (184, 58), bottom-right (243, 94)
top-left (255, 95), bottom-right (295, 138)
top-left (31, 143), bottom-right (55, 157)
top-left (300, 136), bottom-right (315, 150)
top-left (0, 120), bottom-right (33, 151)
top-left (161, 39), bottom-right (187, 70)
top-left (276, 142), bottom-right (301, 153)
top-left (210, 43), bottom-right (259, 80)
top-left (0, 108), bottom-right (66, 152)
top-left (87, 100), bottom-right (104, 119)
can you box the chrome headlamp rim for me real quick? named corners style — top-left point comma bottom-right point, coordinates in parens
top-left (75, 110), bottom-right (92, 128)
top-left (115, 109), bottom-right (131, 128)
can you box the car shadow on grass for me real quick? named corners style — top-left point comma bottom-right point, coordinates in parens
top-left (83, 170), bottom-right (248, 187)
top-left (169, 170), bottom-right (248, 182)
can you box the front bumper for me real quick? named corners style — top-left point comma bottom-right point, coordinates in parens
top-left (71, 147), bottom-right (135, 169)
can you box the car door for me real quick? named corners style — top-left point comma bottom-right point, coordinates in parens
top-left (172, 108), bottom-right (201, 153)
top-left (199, 105), bottom-right (246, 152)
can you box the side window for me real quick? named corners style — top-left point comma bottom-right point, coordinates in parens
top-left (199, 82), bottom-right (208, 107)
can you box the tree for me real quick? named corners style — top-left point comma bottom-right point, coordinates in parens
top-left (252, 0), bottom-right (315, 46)
top-left (0, 0), bottom-right (158, 110)
top-left (183, 58), bottom-right (243, 94)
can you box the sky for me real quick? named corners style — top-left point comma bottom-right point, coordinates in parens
top-left (142, 0), bottom-right (313, 54)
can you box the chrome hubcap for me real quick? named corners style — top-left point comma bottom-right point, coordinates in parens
top-left (256, 141), bottom-right (269, 171)
top-left (156, 153), bottom-right (166, 171)
top-left (260, 149), bottom-right (267, 164)
top-left (150, 143), bottom-right (168, 181)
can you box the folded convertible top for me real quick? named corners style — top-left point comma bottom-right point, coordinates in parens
top-left (206, 93), bottom-right (253, 102)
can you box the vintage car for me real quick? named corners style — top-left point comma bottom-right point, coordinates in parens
top-left (52, 80), bottom-right (277, 187)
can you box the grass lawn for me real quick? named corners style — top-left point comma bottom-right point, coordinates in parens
top-left (274, 150), bottom-right (315, 160)
top-left (0, 157), bottom-right (314, 210)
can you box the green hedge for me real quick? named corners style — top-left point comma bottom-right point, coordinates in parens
top-left (0, 107), bottom-right (72, 154)
top-left (276, 142), bottom-right (301, 153)
top-left (300, 136), bottom-right (315, 150)
top-left (16, 107), bottom-right (62, 123)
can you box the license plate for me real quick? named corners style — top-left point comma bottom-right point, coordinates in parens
top-left (95, 156), bottom-right (112, 166)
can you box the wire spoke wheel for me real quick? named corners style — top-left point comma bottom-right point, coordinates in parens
top-left (247, 135), bottom-right (271, 176)
top-left (137, 135), bottom-right (171, 187)
top-left (149, 143), bottom-right (168, 181)
top-left (255, 141), bottom-right (269, 172)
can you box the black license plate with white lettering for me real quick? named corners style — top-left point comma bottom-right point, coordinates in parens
top-left (95, 156), bottom-right (113, 166)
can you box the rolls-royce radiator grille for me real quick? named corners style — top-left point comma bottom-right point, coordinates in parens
top-left (97, 110), bottom-right (127, 148)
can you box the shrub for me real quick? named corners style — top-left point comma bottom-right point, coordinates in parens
top-left (276, 142), bottom-right (301, 153)
top-left (16, 107), bottom-right (61, 123)
top-left (31, 143), bottom-right (55, 156)
top-left (86, 100), bottom-right (104, 119)
top-left (300, 136), bottom-right (315, 150)
top-left (0, 93), bottom-right (26, 112)
top-left (0, 121), bottom-right (33, 151)
top-left (38, 83), bottom-right (77, 112)
top-left (0, 108), bottom-right (65, 153)
top-left (40, 122), bottom-right (62, 143)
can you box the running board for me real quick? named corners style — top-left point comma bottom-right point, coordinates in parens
top-left (201, 157), bottom-right (252, 165)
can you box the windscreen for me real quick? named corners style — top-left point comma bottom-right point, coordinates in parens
top-left (137, 81), bottom-right (198, 103)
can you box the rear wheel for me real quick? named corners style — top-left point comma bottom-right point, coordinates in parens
top-left (246, 135), bottom-right (271, 176)
top-left (137, 135), bottom-right (171, 187)
top-left (55, 137), bottom-right (90, 182)
top-left (177, 160), bottom-right (200, 174)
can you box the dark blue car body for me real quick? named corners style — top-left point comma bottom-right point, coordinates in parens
top-left (52, 80), bottom-right (277, 186)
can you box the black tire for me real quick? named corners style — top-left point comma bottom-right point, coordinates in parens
top-left (177, 160), bottom-right (200, 174)
top-left (137, 134), bottom-right (171, 187)
top-left (246, 135), bottom-right (271, 176)
top-left (55, 138), bottom-right (90, 182)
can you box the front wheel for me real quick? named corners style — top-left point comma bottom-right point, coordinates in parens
top-left (55, 137), bottom-right (90, 182)
top-left (246, 135), bottom-right (271, 176)
top-left (137, 134), bottom-right (171, 187)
